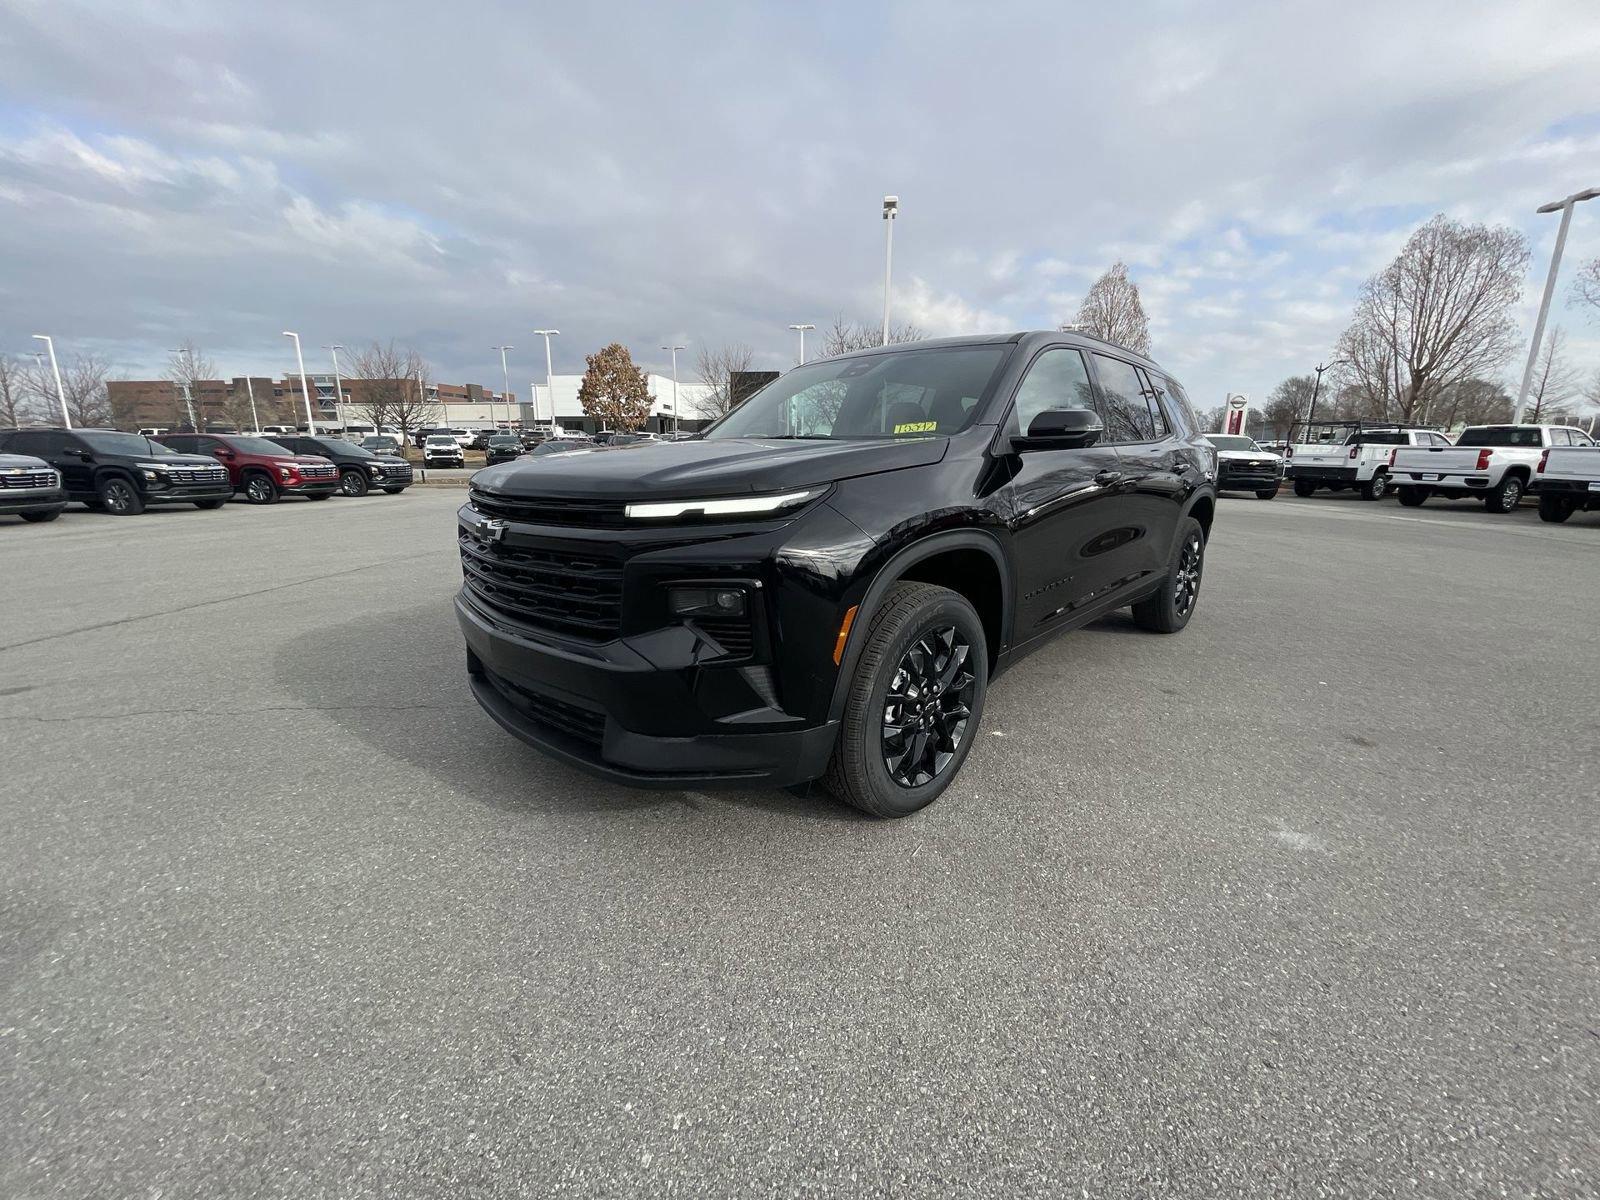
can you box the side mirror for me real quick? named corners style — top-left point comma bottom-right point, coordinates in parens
top-left (1012, 409), bottom-right (1103, 451)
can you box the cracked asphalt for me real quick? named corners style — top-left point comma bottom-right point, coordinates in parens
top-left (2, 487), bottom-right (1597, 1198)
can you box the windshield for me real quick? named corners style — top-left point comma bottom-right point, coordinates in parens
top-left (1455, 426), bottom-right (1541, 447)
top-left (1205, 435), bottom-right (1257, 451)
top-left (488, 436), bottom-right (519, 446)
top-left (426, 437), bottom-right (457, 446)
top-left (312, 437), bottom-right (374, 458)
top-left (705, 345), bottom-right (1009, 440)
top-left (227, 437), bottom-right (295, 456)
top-left (78, 431), bottom-right (177, 456)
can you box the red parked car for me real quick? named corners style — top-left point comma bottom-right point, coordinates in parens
top-left (156, 433), bottom-right (340, 503)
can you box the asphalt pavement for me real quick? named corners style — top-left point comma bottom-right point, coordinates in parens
top-left (2, 487), bottom-right (1597, 1197)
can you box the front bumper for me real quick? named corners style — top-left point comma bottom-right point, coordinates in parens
top-left (424, 457), bottom-right (465, 468)
top-left (143, 483), bottom-right (236, 505)
top-left (1286, 465), bottom-right (1358, 484)
top-left (457, 592), bottom-right (838, 789)
top-left (285, 480), bottom-right (340, 496)
top-left (1217, 468), bottom-right (1283, 490)
top-left (0, 489), bottom-right (67, 515)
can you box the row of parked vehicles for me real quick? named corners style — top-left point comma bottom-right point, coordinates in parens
top-left (0, 427), bottom-right (413, 521)
top-left (1202, 419), bottom-right (1600, 523)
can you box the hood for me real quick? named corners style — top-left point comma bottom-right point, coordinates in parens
top-left (0, 453), bottom-right (52, 470)
top-left (472, 435), bottom-right (949, 500)
top-left (156, 453), bottom-right (227, 468)
top-left (286, 455), bottom-right (332, 466)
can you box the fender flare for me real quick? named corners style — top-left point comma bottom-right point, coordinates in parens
top-left (825, 528), bottom-right (1011, 725)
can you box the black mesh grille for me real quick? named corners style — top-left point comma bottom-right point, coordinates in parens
top-left (459, 528), bottom-right (623, 641)
top-left (485, 671), bottom-right (606, 748)
top-left (469, 488), bottom-right (630, 528)
top-left (694, 617), bottom-right (754, 659)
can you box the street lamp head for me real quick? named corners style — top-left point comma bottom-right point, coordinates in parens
top-left (789, 324), bottom-right (815, 332)
top-left (882, 194), bottom-right (899, 218)
top-left (1538, 189), bottom-right (1600, 214)
top-left (533, 329), bottom-right (560, 337)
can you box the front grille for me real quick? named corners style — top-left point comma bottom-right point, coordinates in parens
top-left (165, 466), bottom-right (228, 484)
top-left (458, 528), bottom-right (623, 641)
top-left (0, 469), bottom-right (57, 489)
top-left (300, 464), bottom-right (337, 480)
top-left (695, 616), bottom-right (754, 658)
top-left (469, 487), bottom-right (629, 528)
top-left (485, 670), bottom-right (605, 748)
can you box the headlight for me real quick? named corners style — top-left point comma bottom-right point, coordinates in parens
top-left (367, 464), bottom-right (384, 475)
top-left (626, 488), bottom-right (822, 521)
top-left (278, 466), bottom-right (294, 479)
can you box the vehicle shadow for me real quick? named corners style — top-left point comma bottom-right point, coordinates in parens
top-left (270, 598), bottom-right (865, 824)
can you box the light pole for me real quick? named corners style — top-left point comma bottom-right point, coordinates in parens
top-left (282, 331), bottom-right (316, 434)
top-left (165, 348), bottom-right (199, 430)
top-left (493, 345), bottom-right (514, 431)
top-left (1513, 187), bottom-right (1599, 424)
top-left (31, 334), bottom-right (69, 427)
top-left (324, 344), bottom-right (346, 432)
top-left (788, 323), bottom-right (815, 365)
top-left (661, 344), bottom-right (684, 434)
top-left (244, 375), bottom-right (261, 432)
top-left (533, 330), bottom-right (559, 432)
top-left (881, 195), bottom-right (899, 346)
top-left (1303, 359), bottom-right (1345, 438)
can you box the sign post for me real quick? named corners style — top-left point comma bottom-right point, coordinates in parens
top-left (1223, 394), bottom-right (1249, 436)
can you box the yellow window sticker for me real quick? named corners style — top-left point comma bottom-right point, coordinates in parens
top-left (893, 421), bottom-right (937, 434)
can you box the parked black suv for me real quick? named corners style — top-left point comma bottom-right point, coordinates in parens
top-left (484, 434), bottom-right (524, 466)
top-left (0, 428), bottom-right (233, 514)
top-left (456, 332), bottom-right (1217, 816)
top-left (266, 434), bottom-right (413, 496)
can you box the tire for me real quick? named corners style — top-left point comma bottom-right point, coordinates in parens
top-left (382, 487), bottom-right (406, 495)
top-left (1396, 486), bottom-right (1429, 507)
top-left (242, 472), bottom-right (279, 504)
top-left (339, 468), bottom-right (370, 497)
top-left (1538, 493), bottom-right (1576, 524)
top-left (821, 582), bottom-right (988, 819)
top-left (19, 508), bottom-right (63, 523)
top-left (306, 492), bottom-right (332, 501)
top-left (1255, 488), bottom-right (1277, 500)
top-left (1131, 517), bottom-right (1205, 634)
top-left (1360, 472), bottom-right (1389, 501)
top-left (1293, 479), bottom-right (1316, 497)
top-left (193, 498), bottom-right (227, 510)
top-left (1485, 473), bottom-right (1524, 514)
top-left (97, 475), bottom-right (144, 516)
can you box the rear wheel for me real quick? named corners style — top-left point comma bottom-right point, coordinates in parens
top-left (1397, 486), bottom-right (1429, 507)
top-left (1360, 472), bottom-right (1389, 501)
top-left (1255, 488), bottom-right (1277, 500)
top-left (306, 492), bottom-right (332, 501)
top-left (19, 508), bottom-right (63, 523)
top-left (1293, 479), bottom-right (1316, 497)
top-left (193, 498), bottom-right (227, 510)
top-left (243, 472), bottom-right (279, 504)
top-left (382, 486), bottom-right (406, 495)
top-left (339, 468), bottom-right (370, 497)
top-left (822, 582), bottom-right (987, 819)
top-left (1485, 473), bottom-right (1524, 513)
top-left (1538, 493), bottom-right (1577, 524)
top-left (97, 475), bottom-right (143, 516)
top-left (1131, 517), bottom-right (1205, 634)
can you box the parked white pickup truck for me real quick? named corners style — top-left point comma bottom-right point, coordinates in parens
top-left (1287, 424), bottom-right (1451, 501)
top-left (1388, 424), bottom-right (1595, 513)
top-left (1533, 438), bottom-right (1600, 523)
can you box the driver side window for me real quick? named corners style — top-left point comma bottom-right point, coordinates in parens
top-left (1008, 348), bottom-right (1095, 437)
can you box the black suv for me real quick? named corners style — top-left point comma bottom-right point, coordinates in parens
top-left (484, 434), bottom-right (524, 466)
top-left (0, 427), bottom-right (233, 514)
top-left (456, 332), bottom-right (1217, 817)
top-left (266, 434), bottom-right (413, 496)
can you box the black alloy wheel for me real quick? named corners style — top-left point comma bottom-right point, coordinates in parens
top-left (340, 468), bottom-right (370, 497)
top-left (244, 473), bottom-right (278, 504)
top-left (99, 477), bottom-right (142, 515)
top-left (1174, 530), bottom-right (1203, 618)
top-left (881, 626), bottom-right (977, 790)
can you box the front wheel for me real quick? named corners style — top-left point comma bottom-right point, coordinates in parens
top-left (1538, 494), bottom-right (1577, 524)
top-left (1255, 488), bottom-right (1278, 500)
top-left (1397, 486), bottom-right (1429, 507)
top-left (1131, 517), bottom-right (1205, 634)
top-left (306, 492), bottom-right (332, 501)
top-left (821, 582), bottom-right (987, 819)
top-left (1293, 479), bottom-right (1316, 497)
top-left (97, 475), bottom-right (144, 516)
top-left (340, 469), bottom-right (370, 497)
top-left (193, 498), bottom-right (227, 510)
top-left (242, 473), bottom-right (278, 504)
top-left (1360, 472), bottom-right (1389, 501)
top-left (20, 508), bottom-right (63, 523)
top-left (382, 486), bottom-right (406, 495)
top-left (1485, 474), bottom-right (1524, 513)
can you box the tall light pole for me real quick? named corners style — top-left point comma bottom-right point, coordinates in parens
top-left (788, 323), bottom-right (815, 365)
top-left (534, 330), bottom-right (559, 432)
top-left (165, 348), bottom-right (199, 430)
top-left (1303, 359), bottom-right (1345, 438)
top-left (493, 345), bottom-right (514, 430)
top-left (244, 375), bottom-right (261, 432)
top-left (31, 334), bottom-right (69, 427)
top-left (324, 344), bottom-right (346, 432)
top-left (1513, 187), bottom-right (1599, 424)
top-left (660, 344), bottom-right (684, 434)
top-left (881, 195), bottom-right (899, 346)
top-left (282, 331), bottom-right (316, 434)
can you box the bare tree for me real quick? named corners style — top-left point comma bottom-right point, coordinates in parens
top-left (1434, 378), bottom-right (1512, 430)
top-left (1525, 326), bottom-right (1578, 422)
top-left (347, 341), bottom-right (439, 441)
top-left (819, 315), bottom-right (924, 359)
top-left (1072, 262), bottom-right (1152, 356)
top-left (0, 355), bottom-right (37, 427)
top-left (691, 343), bottom-right (755, 419)
top-left (163, 341), bottom-right (216, 430)
top-left (1262, 375), bottom-right (1317, 438)
top-left (1194, 404), bottom-right (1225, 432)
top-left (1334, 214), bottom-right (1528, 424)
top-left (1574, 256), bottom-right (1600, 316)
top-left (28, 353), bottom-right (113, 427)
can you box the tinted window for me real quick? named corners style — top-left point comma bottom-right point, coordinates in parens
top-left (1205, 435), bottom-right (1257, 451)
top-left (1158, 375), bottom-right (1198, 437)
top-left (1093, 355), bottom-right (1155, 442)
top-left (7, 430), bottom-right (63, 455)
top-left (310, 437), bottom-right (373, 458)
top-left (76, 431), bottom-right (175, 456)
top-left (159, 435), bottom-right (196, 453)
top-left (1455, 426), bottom-right (1541, 448)
top-left (1344, 430), bottom-right (1410, 446)
top-left (1009, 348), bottom-right (1096, 437)
top-left (226, 437), bottom-right (294, 455)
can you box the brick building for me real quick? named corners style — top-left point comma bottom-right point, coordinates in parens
top-left (106, 377), bottom-right (516, 432)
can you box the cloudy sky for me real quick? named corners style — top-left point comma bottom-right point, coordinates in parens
top-left (2, 0), bottom-right (1599, 409)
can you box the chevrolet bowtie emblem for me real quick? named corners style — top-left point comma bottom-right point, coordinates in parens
top-left (476, 518), bottom-right (507, 544)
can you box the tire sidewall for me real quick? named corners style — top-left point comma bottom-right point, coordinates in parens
top-left (244, 473), bottom-right (277, 504)
top-left (98, 475), bottom-right (140, 515)
top-left (849, 593), bottom-right (988, 817)
top-left (341, 468), bottom-right (369, 497)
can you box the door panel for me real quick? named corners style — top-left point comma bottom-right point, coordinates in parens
top-left (1090, 354), bottom-right (1184, 580)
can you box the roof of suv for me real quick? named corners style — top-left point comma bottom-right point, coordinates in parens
top-left (816, 330), bottom-right (1162, 371)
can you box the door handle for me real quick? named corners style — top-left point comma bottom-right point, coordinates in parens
top-left (1173, 461), bottom-right (1192, 474)
top-left (1093, 470), bottom-right (1123, 486)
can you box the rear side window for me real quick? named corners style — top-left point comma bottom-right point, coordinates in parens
top-left (1093, 354), bottom-right (1156, 442)
top-left (1157, 375), bottom-right (1197, 438)
top-left (1573, 430), bottom-right (1596, 447)
top-left (1008, 348), bottom-right (1096, 436)
top-left (1549, 428), bottom-right (1572, 447)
